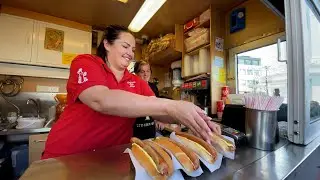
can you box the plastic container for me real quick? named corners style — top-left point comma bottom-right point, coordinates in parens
top-left (11, 145), bottom-right (28, 178)
top-left (16, 117), bottom-right (45, 129)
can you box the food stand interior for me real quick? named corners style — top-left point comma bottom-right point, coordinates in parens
top-left (0, 0), bottom-right (319, 179)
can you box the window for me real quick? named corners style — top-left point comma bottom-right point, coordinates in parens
top-left (238, 59), bottom-right (245, 64)
top-left (245, 59), bottom-right (251, 65)
top-left (304, 2), bottom-right (320, 120)
top-left (247, 70), bottom-right (253, 75)
top-left (239, 68), bottom-right (246, 75)
top-left (252, 60), bottom-right (259, 65)
top-left (236, 42), bottom-right (288, 102)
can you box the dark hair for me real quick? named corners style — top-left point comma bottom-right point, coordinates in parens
top-left (97, 25), bottom-right (131, 61)
top-left (134, 60), bottom-right (152, 74)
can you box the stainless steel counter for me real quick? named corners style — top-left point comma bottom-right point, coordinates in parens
top-left (21, 134), bottom-right (320, 180)
top-left (194, 136), bottom-right (320, 180)
top-left (0, 128), bottom-right (51, 135)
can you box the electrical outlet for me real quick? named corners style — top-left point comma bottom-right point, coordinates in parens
top-left (36, 85), bottom-right (59, 93)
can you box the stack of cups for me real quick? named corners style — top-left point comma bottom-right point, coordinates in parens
top-left (199, 48), bottom-right (210, 73)
top-left (184, 55), bottom-right (193, 77)
top-left (193, 54), bottom-right (199, 75)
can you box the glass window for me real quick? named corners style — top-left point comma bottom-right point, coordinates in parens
top-left (245, 59), bottom-right (251, 65)
top-left (304, 2), bottom-right (320, 120)
top-left (238, 59), bottom-right (245, 64)
top-left (252, 60), bottom-right (259, 65)
top-left (239, 68), bottom-right (246, 75)
top-left (237, 43), bottom-right (288, 102)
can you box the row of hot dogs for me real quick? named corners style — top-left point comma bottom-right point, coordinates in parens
top-left (130, 132), bottom-right (235, 179)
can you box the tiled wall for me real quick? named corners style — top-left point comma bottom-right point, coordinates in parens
top-left (0, 75), bottom-right (67, 120)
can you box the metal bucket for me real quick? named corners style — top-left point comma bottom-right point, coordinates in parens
top-left (245, 108), bottom-right (278, 151)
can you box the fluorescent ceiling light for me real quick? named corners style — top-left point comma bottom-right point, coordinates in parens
top-left (128, 0), bottom-right (167, 32)
top-left (117, 0), bottom-right (128, 3)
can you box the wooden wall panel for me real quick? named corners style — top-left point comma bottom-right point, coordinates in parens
top-left (151, 65), bottom-right (169, 90)
top-left (210, 7), bottom-right (227, 114)
top-left (224, 0), bottom-right (285, 49)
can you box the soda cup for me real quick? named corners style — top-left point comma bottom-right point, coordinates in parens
top-left (216, 100), bottom-right (225, 120)
top-left (221, 86), bottom-right (230, 104)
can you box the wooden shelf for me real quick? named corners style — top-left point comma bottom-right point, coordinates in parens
top-left (182, 72), bottom-right (210, 79)
top-left (184, 19), bottom-right (210, 36)
top-left (148, 47), bottom-right (182, 66)
top-left (186, 43), bottom-right (210, 56)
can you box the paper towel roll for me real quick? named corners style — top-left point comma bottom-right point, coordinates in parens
top-left (199, 48), bottom-right (210, 73)
top-left (184, 55), bottom-right (193, 76)
top-left (193, 54), bottom-right (199, 75)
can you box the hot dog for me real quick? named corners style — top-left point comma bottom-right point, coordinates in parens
top-left (175, 132), bottom-right (217, 164)
top-left (144, 140), bottom-right (174, 176)
top-left (154, 137), bottom-right (200, 173)
top-left (210, 133), bottom-right (235, 153)
top-left (130, 137), bottom-right (169, 179)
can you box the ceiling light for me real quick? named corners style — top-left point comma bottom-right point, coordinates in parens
top-left (117, 0), bottom-right (128, 3)
top-left (128, 0), bottom-right (167, 32)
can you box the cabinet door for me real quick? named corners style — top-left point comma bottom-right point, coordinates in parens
top-left (29, 133), bottom-right (48, 165)
top-left (35, 22), bottom-right (91, 68)
top-left (0, 14), bottom-right (34, 63)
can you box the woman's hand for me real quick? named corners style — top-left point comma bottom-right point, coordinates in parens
top-left (165, 100), bottom-right (218, 143)
top-left (197, 111), bottom-right (221, 135)
top-left (155, 121), bottom-right (166, 131)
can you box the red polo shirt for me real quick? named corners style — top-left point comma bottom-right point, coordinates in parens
top-left (42, 54), bottom-right (154, 159)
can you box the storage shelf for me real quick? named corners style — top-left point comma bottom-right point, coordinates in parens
top-left (184, 19), bottom-right (210, 36)
top-left (148, 47), bottom-right (182, 66)
top-left (182, 72), bottom-right (210, 79)
top-left (186, 43), bottom-right (210, 56)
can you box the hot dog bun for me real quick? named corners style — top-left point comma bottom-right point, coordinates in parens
top-left (144, 140), bottom-right (174, 176)
top-left (131, 143), bottom-right (166, 180)
top-left (210, 133), bottom-right (235, 152)
top-left (175, 132), bottom-right (217, 164)
top-left (154, 137), bottom-right (199, 173)
top-left (130, 137), bottom-right (168, 176)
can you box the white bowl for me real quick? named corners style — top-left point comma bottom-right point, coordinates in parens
top-left (16, 117), bottom-right (45, 129)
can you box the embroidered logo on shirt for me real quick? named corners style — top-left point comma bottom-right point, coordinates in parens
top-left (77, 68), bottom-right (88, 84)
top-left (127, 81), bottom-right (136, 88)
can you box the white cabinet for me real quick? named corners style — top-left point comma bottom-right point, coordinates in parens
top-left (0, 13), bottom-right (91, 70)
top-left (33, 22), bottom-right (91, 68)
top-left (0, 14), bottom-right (34, 64)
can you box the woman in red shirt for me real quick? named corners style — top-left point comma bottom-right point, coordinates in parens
top-left (42, 25), bottom-right (221, 159)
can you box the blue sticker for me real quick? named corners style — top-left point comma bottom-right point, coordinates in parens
top-left (214, 56), bottom-right (224, 68)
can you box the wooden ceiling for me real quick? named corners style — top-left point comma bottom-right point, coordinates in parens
top-left (0, 0), bottom-right (244, 37)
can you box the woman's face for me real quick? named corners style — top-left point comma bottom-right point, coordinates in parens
top-left (138, 64), bottom-right (151, 82)
top-left (104, 32), bottom-right (135, 70)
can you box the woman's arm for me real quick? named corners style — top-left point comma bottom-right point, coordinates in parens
top-left (79, 85), bottom-right (221, 142)
top-left (79, 85), bottom-right (169, 118)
